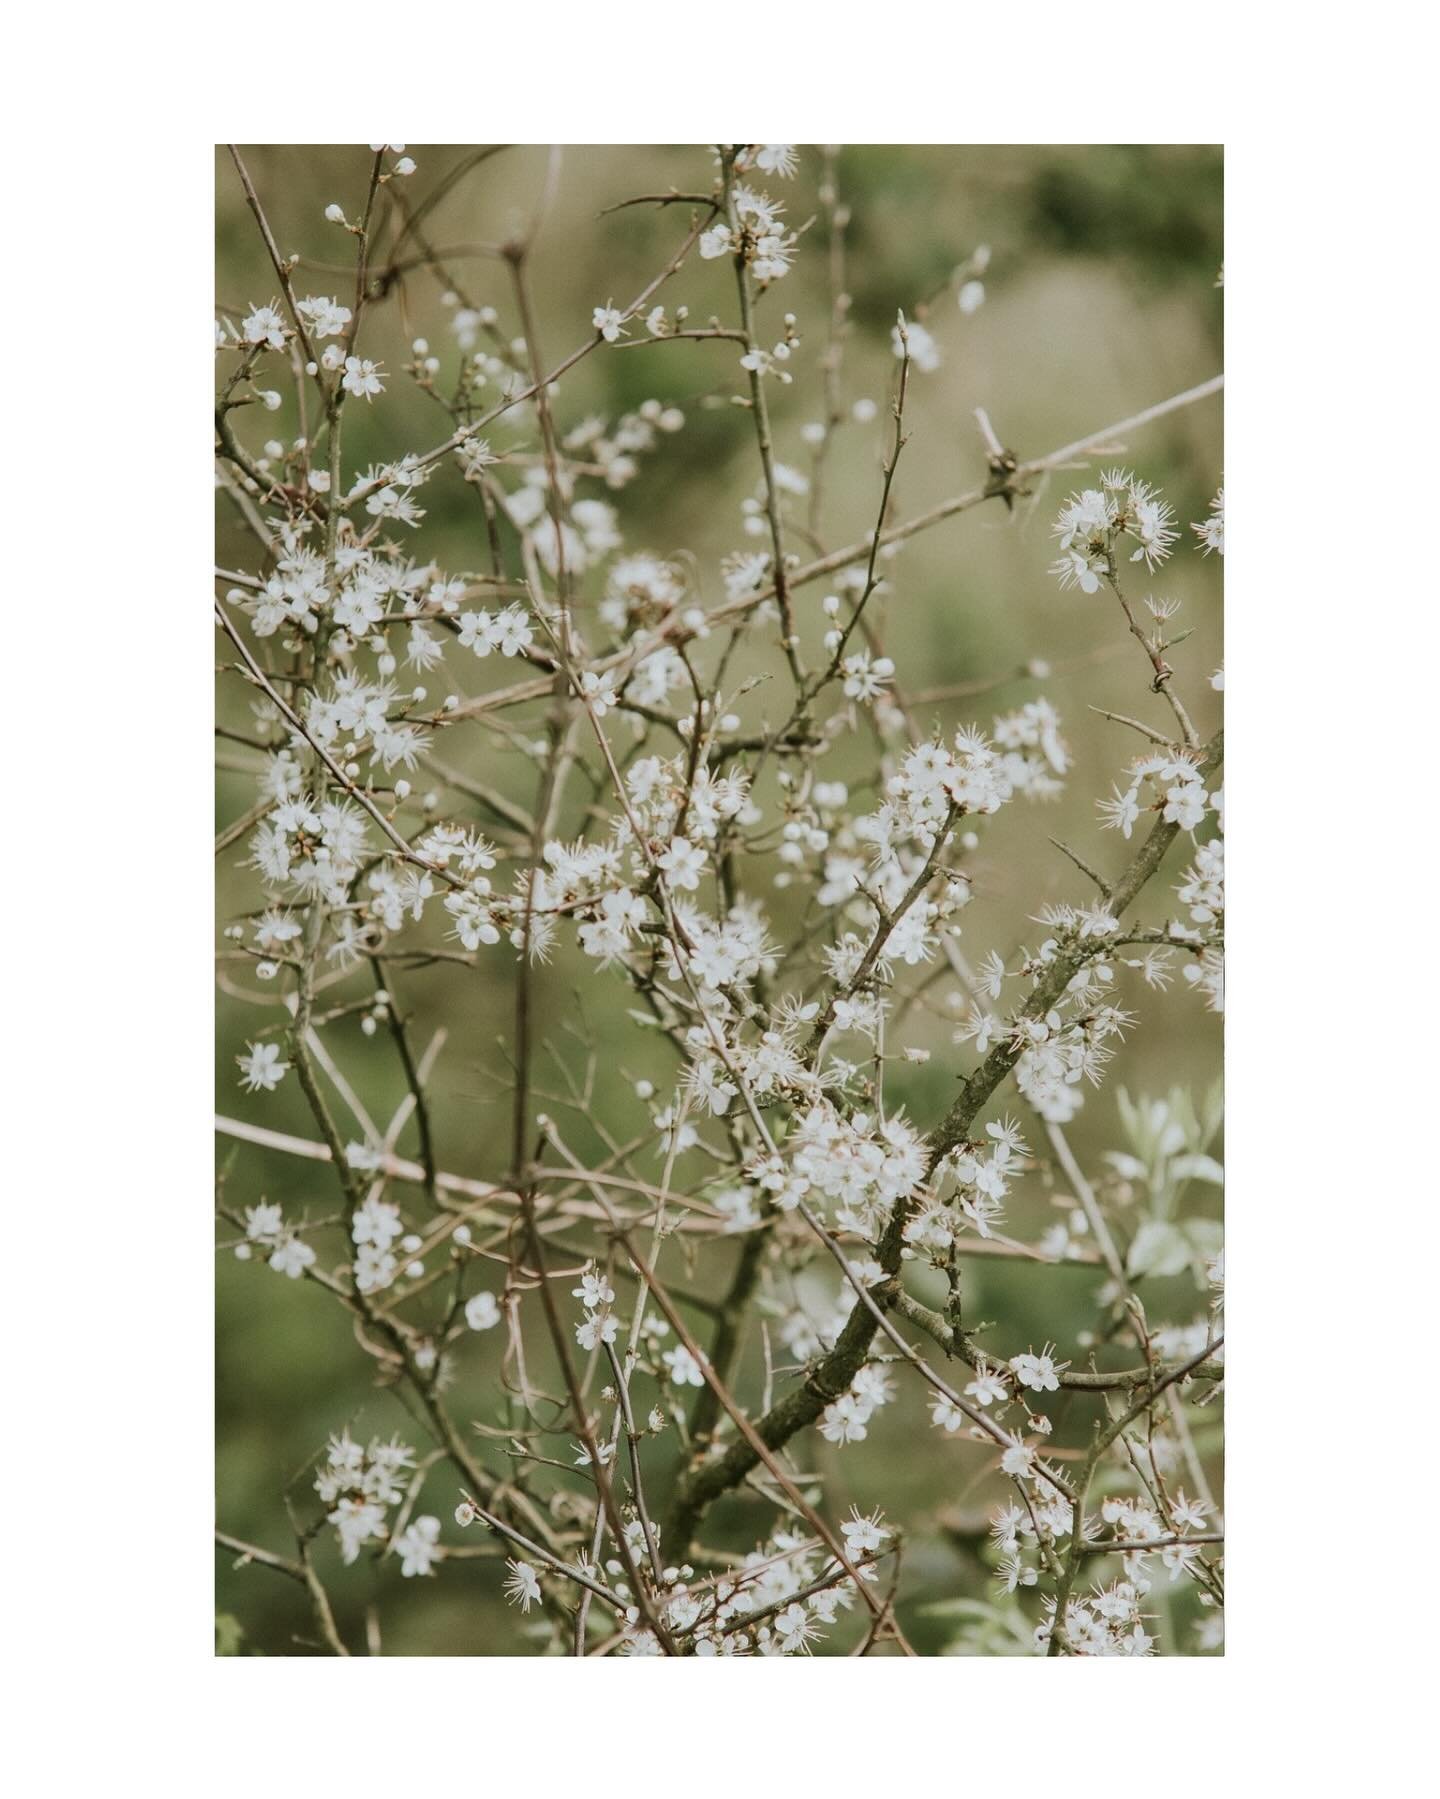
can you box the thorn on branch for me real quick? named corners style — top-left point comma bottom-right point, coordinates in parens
top-left (1049, 838), bottom-right (1112, 898)
top-left (975, 408), bottom-right (1028, 511)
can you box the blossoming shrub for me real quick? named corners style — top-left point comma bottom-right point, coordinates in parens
top-left (216, 143), bottom-right (1223, 1657)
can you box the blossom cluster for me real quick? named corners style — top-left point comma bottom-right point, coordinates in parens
top-left (312, 1432), bottom-right (435, 1569)
top-left (1050, 467), bottom-right (1180, 593)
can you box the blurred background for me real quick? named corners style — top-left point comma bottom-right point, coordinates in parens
top-left (216, 144), bottom-right (1222, 1655)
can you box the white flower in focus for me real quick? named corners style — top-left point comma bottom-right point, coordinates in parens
top-left (774, 1602), bottom-right (815, 1653)
top-left (1173, 1490), bottom-right (1211, 1531)
top-left (1192, 486), bottom-right (1225, 556)
top-left (503, 1559), bottom-right (542, 1612)
top-left (242, 303), bottom-right (287, 349)
top-left (492, 605), bottom-right (534, 658)
top-left (296, 294), bottom-right (352, 339)
top-left (1000, 1437), bottom-right (1036, 1479)
top-left (658, 836), bottom-right (706, 892)
top-left (1010, 1346), bottom-right (1066, 1392)
top-left (342, 356), bottom-right (385, 399)
top-left (840, 1508), bottom-right (889, 1556)
top-left (329, 1496), bottom-right (387, 1563)
top-left (237, 1041), bottom-right (289, 1092)
top-left (842, 651), bottom-right (894, 703)
top-left (573, 1437), bottom-right (616, 1468)
top-left (755, 145), bottom-right (798, 178)
top-left (572, 1267), bottom-right (616, 1308)
top-left (820, 1393), bottom-right (871, 1445)
top-left (575, 1310), bottom-right (619, 1351)
top-left (965, 1363), bottom-right (1008, 1407)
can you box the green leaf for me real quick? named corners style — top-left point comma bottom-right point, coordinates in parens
top-left (1182, 1218), bottom-right (1224, 1261)
top-left (1171, 1153), bottom-right (1224, 1186)
top-left (1127, 1219), bottom-right (1193, 1280)
top-left (1200, 1076), bottom-right (1225, 1142)
top-left (923, 1598), bottom-right (986, 1617)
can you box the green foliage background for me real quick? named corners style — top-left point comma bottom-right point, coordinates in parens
top-left (216, 143), bottom-right (1222, 1655)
